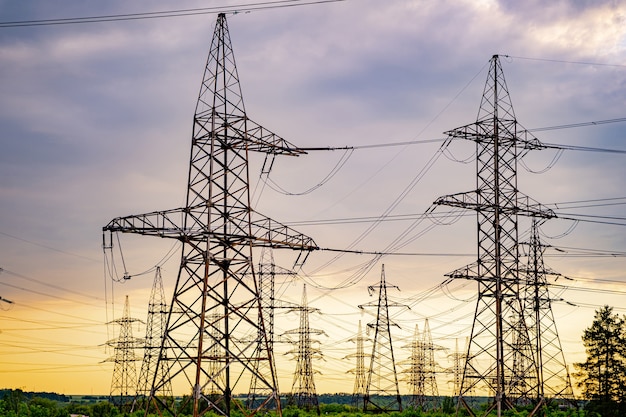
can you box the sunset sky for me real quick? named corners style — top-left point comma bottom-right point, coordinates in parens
top-left (1, 0), bottom-right (626, 397)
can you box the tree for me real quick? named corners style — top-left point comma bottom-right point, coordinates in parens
top-left (574, 305), bottom-right (626, 415)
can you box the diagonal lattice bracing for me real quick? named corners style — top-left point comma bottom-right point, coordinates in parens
top-left (402, 320), bottom-right (440, 411)
top-left (434, 55), bottom-right (555, 416)
top-left (360, 265), bottom-right (405, 412)
top-left (520, 220), bottom-right (575, 410)
top-left (103, 13), bottom-right (317, 417)
top-left (107, 295), bottom-right (143, 410)
top-left (346, 320), bottom-right (369, 409)
top-left (135, 267), bottom-right (172, 410)
top-left (284, 284), bottom-right (324, 413)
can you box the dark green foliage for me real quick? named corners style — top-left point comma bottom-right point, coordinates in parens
top-left (440, 397), bottom-right (454, 415)
top-left (0, 391), bottom-right (594, 417)
top-left (574, 305), bottom-right (626, 416)
top-left (90, 401), bottom-right (119, 417)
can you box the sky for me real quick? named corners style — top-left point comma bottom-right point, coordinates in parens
top-left (1, 0), bottom-right (626, 398)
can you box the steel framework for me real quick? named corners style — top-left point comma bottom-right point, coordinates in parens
top-left (102, 13), bottom-right (316, 417)
top-left (403, 320), bottom-right (440, 411)
top-left (135, 267), bottom-right (172, 408)
top-left (107, 295), bottom-right (143, 409)
top-left (434, 54), bottom-right (555, 416)
top-left (346, 320), bottom-right (368, 409)
top-left (284, 284), bottom-right (324, 413)
top-left (521, 220), bottom-right (575, 411)
top-left (247, 248), bottom-right (297, 408)
top-left (360, 265), bottom-right (404, 412)
top-left (448, 338), bottom-right (466, 399)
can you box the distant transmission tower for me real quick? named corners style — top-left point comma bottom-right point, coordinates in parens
top-left (403, 320), bottom-right (440, 411)
top-left (521, 220), bottom-right (575, 408)
top-left (346, 320), bottom-right (369, 409)
top-left (434, 54), bottom-right (555, 416)
top-left (360, 265), bottom-right (405, 412)
top-left (248, 248), bottom-right (296, 408)
top-left (510, 314), bottom-right (536, 406)
top-left (448, 338), bottom-right (465, 399)
top-left (107, 295), bottom-right (143, 409)
top-left (102, 13), bottom-right (317, 417)
top-left (284, 284), bottom-right (324, 413)
top-left (421, 319), bottom-right (440, 409)
top-left (403, 324), bottom-right (424, 409)
top-left (135, 267), bottom-right (172, 409)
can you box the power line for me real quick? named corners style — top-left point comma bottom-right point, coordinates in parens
top-left (547, 197), bottom-right (626, 210)
top-left (300, 117), bottom-right (626, 153)
top-left (0, 230), bottom-right (100, 262)
top-left (1, 267), bottom-right (104, 302)
top-left (503, 54), bottom-right (626, 69)
top-left (528, 117), bottom-right (626, 132)
top-left (0, 0), bottom-right (346, 28)
top-left (319, 247), bottom-right (473, 257)
top-left (544, 143), bottom-right (626, 154)
top-left (554, 212), bottom-right (626, 227)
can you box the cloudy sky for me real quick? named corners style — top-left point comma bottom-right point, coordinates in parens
top-left (1, 0), bottom-right (626, 397)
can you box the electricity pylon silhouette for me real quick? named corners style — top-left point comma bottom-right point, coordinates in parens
top-left (434, 54), bottom-right (555, 416)
top-left (448, 338), bottom-right (466, 399)
top-left (248, 248), bottom-right (296, 408)
top-left (102, 13), bottom-right (317, 417)
top-left (510, 313), bottom-right (536, 406)
top-left (360, 265), bottom-right (405, 412)
top-left (403, 324), bottom-right (425, 409)
top-left (107, 295), bottom-right (143, 409)
top-left (422, 319), bottom-right (440, 409)
top-left (346, 320), bottom-right (369, 410)
top-left (284, 284), bottom-right (324, 413)
top-left (521, 220), bottom-right (575, 411)
top-left (403, 320), bottom-right (440, 411)
top-left (135, 267), bottom-right (172, 409)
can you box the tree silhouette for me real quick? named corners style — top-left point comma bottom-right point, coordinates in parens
top-left (574, 305), bottom-right (626, 416)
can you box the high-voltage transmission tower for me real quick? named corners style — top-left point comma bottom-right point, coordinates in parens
top-left (284, 284), bottom-right (325, 414)
top-left (107, 295), bottom-right (143, 409)
top-left (448, 338), bottom-right (467, 399)
top-left (521, 220), bottom-right (575, 409)
top-left (135, 267), bottom-right (172, 410)
top-left (403, 319), bottom-right (440, 411)
top-left (102, 13), bottom-right (317, 417)
top-left (434, 54), bottom-right (555, 416)
top-left (360, 265), bottom-right (405, 412)
top-left (346, 320), bottom-right (369, 410)
top-left (247, 248), bottom-right (296, 408)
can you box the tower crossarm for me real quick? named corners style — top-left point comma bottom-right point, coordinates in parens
top-left (434, 190), bottom-right (556, 219)
top-left (195, 113), bottom-right (307, 156)
top-left (445, 120), bottom-right (545, 151)
top-left (103, 207), bottom-right (187, 239)
top-left (207, 114), bottom-right (308, 156)
top-left (103, 208), bottom-right (318, 253)
top-left (250, 214), bottom-right (318, 252)
top-left (444, 262), bottom-right (480, 281)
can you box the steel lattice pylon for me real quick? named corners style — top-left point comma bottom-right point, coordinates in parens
top-left (135, 267), bottom-right (172, 410)
top-left (449, 338), bottom-right (467, 399)
top-left (521, 220), bottom-right (575, 411)
top-left (346, 320), bottom-right (369, 409)
top-left (361, 265), bottom-right (404, 412)
top-left (103, 13), bottom-right (317, 417)
top-left (402, 320), bottom-right (440, 411)
top-left (434, 55), bottom-right (555, 416)
top-left (107, 295), bottom-right (143, 409)
top-left (284, 284), bottom-right (324, 413)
